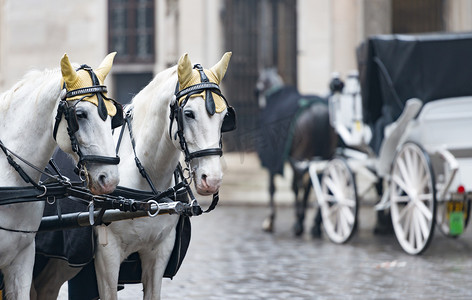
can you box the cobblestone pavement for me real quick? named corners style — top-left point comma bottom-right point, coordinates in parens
top-left (57, 153), bottom-right (472, 299)
top-left (59, 204), bottom-right (472, 299)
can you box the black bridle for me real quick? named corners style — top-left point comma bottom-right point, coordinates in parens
top-left (52, 64), bottom-right (123, 175)
top-left (113, 65), bottom-right (236, 214)
top-left (170, 63), bottom-right (236, 163)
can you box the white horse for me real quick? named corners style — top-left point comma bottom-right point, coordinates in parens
top-left (0, 53), bottom-right (120, 299)
top-left (33, 52), bottom-right (233, 299)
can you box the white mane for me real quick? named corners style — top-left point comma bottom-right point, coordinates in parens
top-left (131, 66), bottom-right (177, 135)
top-left (0, 68), bottom-right (61, 116)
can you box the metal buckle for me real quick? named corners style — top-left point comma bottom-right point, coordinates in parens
top-left (37, 185), bottom-right (47, 198)
top-left (78, 166), bottom-right (88, 183)
top-left (46, 196), bottom-right (56, 205)
top-left (183, 163), bottom-right (193, 185)
top-left (147, 200), bottom-right (160, 218)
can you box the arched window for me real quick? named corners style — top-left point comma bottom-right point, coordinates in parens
top-left (108, 0), bottom-right (155, 63)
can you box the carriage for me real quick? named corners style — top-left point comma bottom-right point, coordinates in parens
top-left (309, 32), bottom-right (472, 255)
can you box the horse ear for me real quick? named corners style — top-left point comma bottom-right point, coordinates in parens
top-left (178, 53), bottom-right (193, 88)
top-left (210, 52), bottom-right (232, 84)
top-left (94, 52), bottom-right (116, 83)
top-left (60, 54), bottom-right (78, 89)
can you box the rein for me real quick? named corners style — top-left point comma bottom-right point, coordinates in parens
top-left (115, 106), bottom-right (218, 215)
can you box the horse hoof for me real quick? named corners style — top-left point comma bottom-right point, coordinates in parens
top-left (293, 222), bottom-right (304, 236)
top-left (311, 225), bottom-right (322, 238)
top-left (262, 217), bottom-right (274, 233)
top-left (373, 223), bottom-right (394, 235)
top-left (373, 211), bottom-right (394, 235)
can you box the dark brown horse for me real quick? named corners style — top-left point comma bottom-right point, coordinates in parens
top-left (255, 68), bottom-right (337, 236)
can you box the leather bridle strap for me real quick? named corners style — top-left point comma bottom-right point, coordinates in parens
top-left (65, 85), bottom-right (108, 99)
top-left (174, 163), bottom-right (218, 214)
top-left (78, 155), bottom-right (120, 166)
top-left (186, 148), bottom-right (223, 161)
top-left (171, 63), bottom-right (230, 163)
top-left (115, 108), bottom-right (159, 194)
top-left (174, 82), bottom-right (221, 102)
top-left (53, 66), bottom-right (121, 173)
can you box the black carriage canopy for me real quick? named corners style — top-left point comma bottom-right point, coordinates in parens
top-left (357, 32), bottom-right (472, 154)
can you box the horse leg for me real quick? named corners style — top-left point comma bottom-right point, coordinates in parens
top-left (94, 231), bottom-right (122, 300)
top-left (311, 207), bottom-right (323, 238)
top-left (293, 171), bottom-right (304, 236)
top-left (262, 173), bottom-right (276, 232)
top-left (33, 258), bottom-right (81, 300)
top-left (140, 232), bottom-right (176, 300)
top-left (373, 179), bottom-right (394, 235)
top-left (3, 242), bottom-right (35, 300)
top-left (311, 174), bottom-right (323, 238)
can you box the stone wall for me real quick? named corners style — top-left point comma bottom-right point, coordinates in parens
top-left (0, 0), bottom-right (107, 91)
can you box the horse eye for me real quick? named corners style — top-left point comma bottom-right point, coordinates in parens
top-left (184, 111), bottom-right (195, 119)
top-left (76, 110), bottom-right (88, 119)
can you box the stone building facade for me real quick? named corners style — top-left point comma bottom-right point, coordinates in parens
top-left (1, 0), bottom-right (472, 150)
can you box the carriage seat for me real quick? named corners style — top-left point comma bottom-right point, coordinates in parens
top-left (375, 98), bottom-right (422, 177)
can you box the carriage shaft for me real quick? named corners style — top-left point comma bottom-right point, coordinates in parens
top-left (38, 205), bottom-right (182, 231)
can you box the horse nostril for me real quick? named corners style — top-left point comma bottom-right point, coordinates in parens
top-left (98, 174), bottom-right (107, 187)
top-left (201, 174), bottom-right (209, 187)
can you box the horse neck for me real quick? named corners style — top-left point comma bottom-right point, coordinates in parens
top-left (124, 69), bottom-right (181, 191)
top-left (0, 71), bottom-right (61, 185)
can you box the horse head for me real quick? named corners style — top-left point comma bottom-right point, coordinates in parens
top-left (172, 52), bottom-right (234, 196)
top-left (255, 67), bottom-right (284, 108)
top-left (54, 53), bottom-right (121, 194)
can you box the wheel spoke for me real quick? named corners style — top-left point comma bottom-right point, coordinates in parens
top-left (416, 206), bottom-right (431, 239)
top-left (342, 198), bottom-right (356, 207)
top-left (326, 203), bottom-right (338, 218)
top-left (397, 156), bottom-right (412, 188)
top-left (340, 206), bottom-right (355, 225)
top-left (397, 201), bottom-right (413, 222)
top-left (404, 148), bottom-right (415, 183)
top-left (324, 176), bottom-right (345, 202)
top-left (324, 195), bottom-right (337, 203)
top-left (408, 208), bottom-right (415, 246)
top-left (392, 194), bottom-right (410, 203)
top-left (416, 197), bottom-right (433, 221)
top-left (330, 166), bottom-right (343, 188)
top-left (339, 209), bottom-right (350, 236)
top-left (392, 174), bottom-right (413, 196)
top-left (414, 210), bottom-right (423, 249)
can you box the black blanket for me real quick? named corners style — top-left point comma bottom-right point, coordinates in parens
top-left (256, 86), bottom-right (301, 175)
top-left (34, 149), bottom-right (190, 298)
top-left (256, 86), bottom-right (326, 175)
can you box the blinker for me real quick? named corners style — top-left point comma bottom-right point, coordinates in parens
top-left (67, 107), bottom-right (80, 134)
top-left (221, 106), bottom-right (237, 132)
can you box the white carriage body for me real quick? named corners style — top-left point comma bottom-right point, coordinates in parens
top-left (405, 96), bottom-right (472, 199)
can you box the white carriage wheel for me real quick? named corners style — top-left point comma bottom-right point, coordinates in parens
top-left (320, 158), bottom-right (358, 244)
top-left (390, 142), bottom-right (436, 255)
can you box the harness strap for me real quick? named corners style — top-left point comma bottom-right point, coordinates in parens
top-left (78, 155), bottom-right (120, 166)
top-left (0, 225), bottom-right (38, 234)
top-left (175, 82), bottom-right (220, 103)
top-left (0, 183), bottom-right (69, 205)
top-left (0, 139), bottom-right (66, 189)
top-left (186, 148), bottom-right (223, 161)
top-left (65, 85), bottom-right (108, 99)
